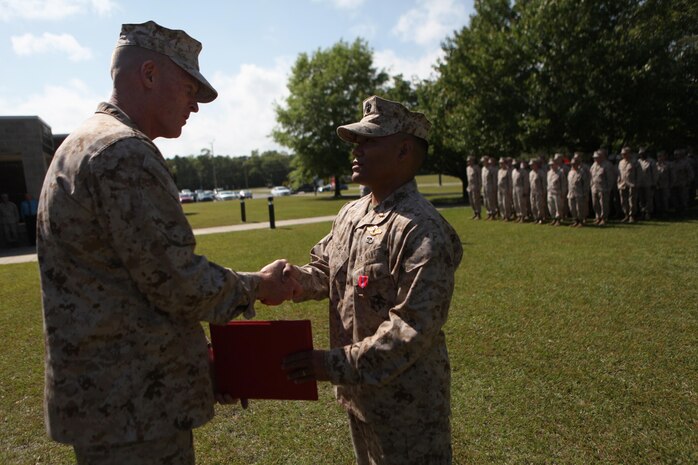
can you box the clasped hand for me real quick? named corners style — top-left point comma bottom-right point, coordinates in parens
top-left (256, 259), bottom-right (302, 305)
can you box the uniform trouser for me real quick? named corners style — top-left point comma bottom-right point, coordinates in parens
top-left (654, 188), bottom-right (670, 215)
top-left (591, 190), bottom-right (610, 221)
top-left (513, 188), bottom-right (528, 218)
top-left (498, 188), bottom-right (512, 218)
top-left (619, 186), bottom-right (637, 218)
top-left (547, 193), bottom-right (563, 219)
top-left (348, 412), bottom-right (452, 465)
top-left (484, 188), bottom-right (497, 215)
top-left (637, 186), bottom-right (654, 216)
top-left (467, 189), bottom-right (481, 215)
top-left (530, 193), bottom-right (546, 221)
top-left (568, 196), bottom-right (584, 221)
top-left (560, 191), bottom-right (569, 218)
top-left (74, 430), bottom-right (195, 465)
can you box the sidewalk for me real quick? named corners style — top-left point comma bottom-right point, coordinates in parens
top-left (0, 215), bottom-right (337, 265)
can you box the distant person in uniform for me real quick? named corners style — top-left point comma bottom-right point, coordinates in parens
top-left (466, 155), bottom-right (482, 219)
top-left (590, 149), bottom-right (615, 226)
top-left (618, 146), bottom-right (639, 223)
top-left (497, 157), bottom-right (513, 221)
top-left (482, 156), bottom-right (498, 220)
top-left (511, 160), bottom-right (529, 222)
top-left (281, 95), bottom-right (462, 465)
top-left (636, 147), bottom-right (657, 220)
top-left (37, 21), bottom-right (297, 465)
top-left (567, 157), bottom-right (588, 227)
top-left (529, 158), bottom-right (547, 224)
top-left (546, 159), bottom-right (565, 226)
top-left (20, 193), bottom-right (39, 246)
top-left (672, 149), bottom-right (695, 216)
top-left (0, 193), bottom-right (20, 247)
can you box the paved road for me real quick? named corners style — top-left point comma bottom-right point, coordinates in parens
top-left (0, 214), bottom-right (337, 265)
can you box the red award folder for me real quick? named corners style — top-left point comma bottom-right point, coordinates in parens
top-left (209, 320), bottom-right (318, 400)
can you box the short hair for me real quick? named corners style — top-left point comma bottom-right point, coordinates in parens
top-left (110, 45), bottom-right (170, 81)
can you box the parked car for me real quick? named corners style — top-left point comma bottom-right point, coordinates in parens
top-left (270, 186), bottom-right (292, 197)
top-left (238, 189), bottom-right (253, 199)
top-left (196, 190), bottom-right (215, 202)
top-left (318, 184), bottom-right (348, 192)
top-left (178, 191), bottom-right (195, 203)
top-left (215, 190), bottom-right (237, 201)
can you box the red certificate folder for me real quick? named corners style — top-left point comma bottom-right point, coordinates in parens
top-left (209, 320), bottom-right (318, 400)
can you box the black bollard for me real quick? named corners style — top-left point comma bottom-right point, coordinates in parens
top-left (267, 196), bottom-right (276, 229)
top-left (240, 197), bottom-right (246, 222)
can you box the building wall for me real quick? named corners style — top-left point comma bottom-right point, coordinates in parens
top-left (0, 116), bottom-right (54, 202)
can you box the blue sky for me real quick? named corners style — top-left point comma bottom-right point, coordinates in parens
top-left (1, 0), bottom-right (473, 157)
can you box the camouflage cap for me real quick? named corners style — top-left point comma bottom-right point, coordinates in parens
top-left (337, 95), bottom-right (431, 143)
top-left (116, 20), bottom-right (217, 103)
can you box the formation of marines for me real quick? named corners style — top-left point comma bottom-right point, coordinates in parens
top-left (466, 147), bottom-right (696, 226)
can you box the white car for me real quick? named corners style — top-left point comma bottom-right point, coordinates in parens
top-left (270, 186), bottom-right (292, 197)
top-left (215, 190), bottom-right (238, 201)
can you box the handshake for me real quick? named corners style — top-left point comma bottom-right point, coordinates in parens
top-left (254, 259), bottom-right (302, 306)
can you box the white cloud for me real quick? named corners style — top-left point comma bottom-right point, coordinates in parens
top-left (0, 79), bottom-right (105, 134)
top-left (374, 47), bottom-right (444, 81)
top-left (393, 0), bottom-right (470, 46)
top-left (155, 58), bottom-right (293, 158)
top-left (11, 32), bottom-right (93, 61)
top-left (0, 0), bottom-right (117, 21)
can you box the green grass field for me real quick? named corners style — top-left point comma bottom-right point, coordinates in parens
top-left (1, 186), bottom-right (696, 464)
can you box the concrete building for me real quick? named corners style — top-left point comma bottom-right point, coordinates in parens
top-left (0, 116), bottom-right (64, 206)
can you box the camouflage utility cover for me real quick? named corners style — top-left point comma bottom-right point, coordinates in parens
top-left (291, 180), bottom-right (463, 424)
top-left (116, 20), bottom-right (217, 103)
top-left (38, 102), bottom-right (258, 445)
top-left (337, 96), bottom-right (431, 143)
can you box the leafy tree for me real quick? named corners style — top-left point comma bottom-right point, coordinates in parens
top-left (273, 39), bottom-right (388, 197)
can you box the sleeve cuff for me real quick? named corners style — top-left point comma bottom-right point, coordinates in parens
top-left (325, 347), bottom-right (359, 385)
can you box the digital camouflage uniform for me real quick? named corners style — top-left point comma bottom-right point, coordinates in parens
top-left (590, 157), bottom-right (616, 222)
top-left (291, 180), bottom-right (462, 465)
top-left (497, 163), bottom-right (513, 220)
top-left (546, 165), bottom-right (565, 221)
top-left (482, 162), bottom-right (498, 218)
top-left (511, 166), bottom-right (529, 221)
top-left (466, 162), bottom-right (482, 217)
top-left (529, 166), bottom-right (547, 223)
top-left (38, 101), bottom-right (259, 450)
top-left (636, 156), bottom-right (657, 219)
top-left (567, 166), bottom-right (588, 224)
top-left (618, 157), bottom-right (639, 220)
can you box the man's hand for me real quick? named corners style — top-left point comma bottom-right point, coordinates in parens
top-left (282, 350), bottom-right (330, 383)
top-left (257, 259), bottom-right (301, 305)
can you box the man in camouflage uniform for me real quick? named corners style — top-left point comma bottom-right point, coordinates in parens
top-left (528, 158), bottom-right (547, 224)
top-left (511, 160), bottom-right (529, 222)
top-left (37, 21), bottom-right (296, 465)
top-left (546, 159), bottom-right (565, 226)
top-left (636, 147), bottom-right (657, 220)
top-left (567, 157), bottom-right (588, 227)
top-left (466, 155), bottom-right (482, 219)
top-left (281, 96), bottom-right (462, 465)
top-left (618, 146), bottom-right (639, 223)
top-left (497, 157), bottom-right (513, 220)
top-left (482, 156), bottom-right (498, 219)
top-left (590, 149), bottom-right (616, 226)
